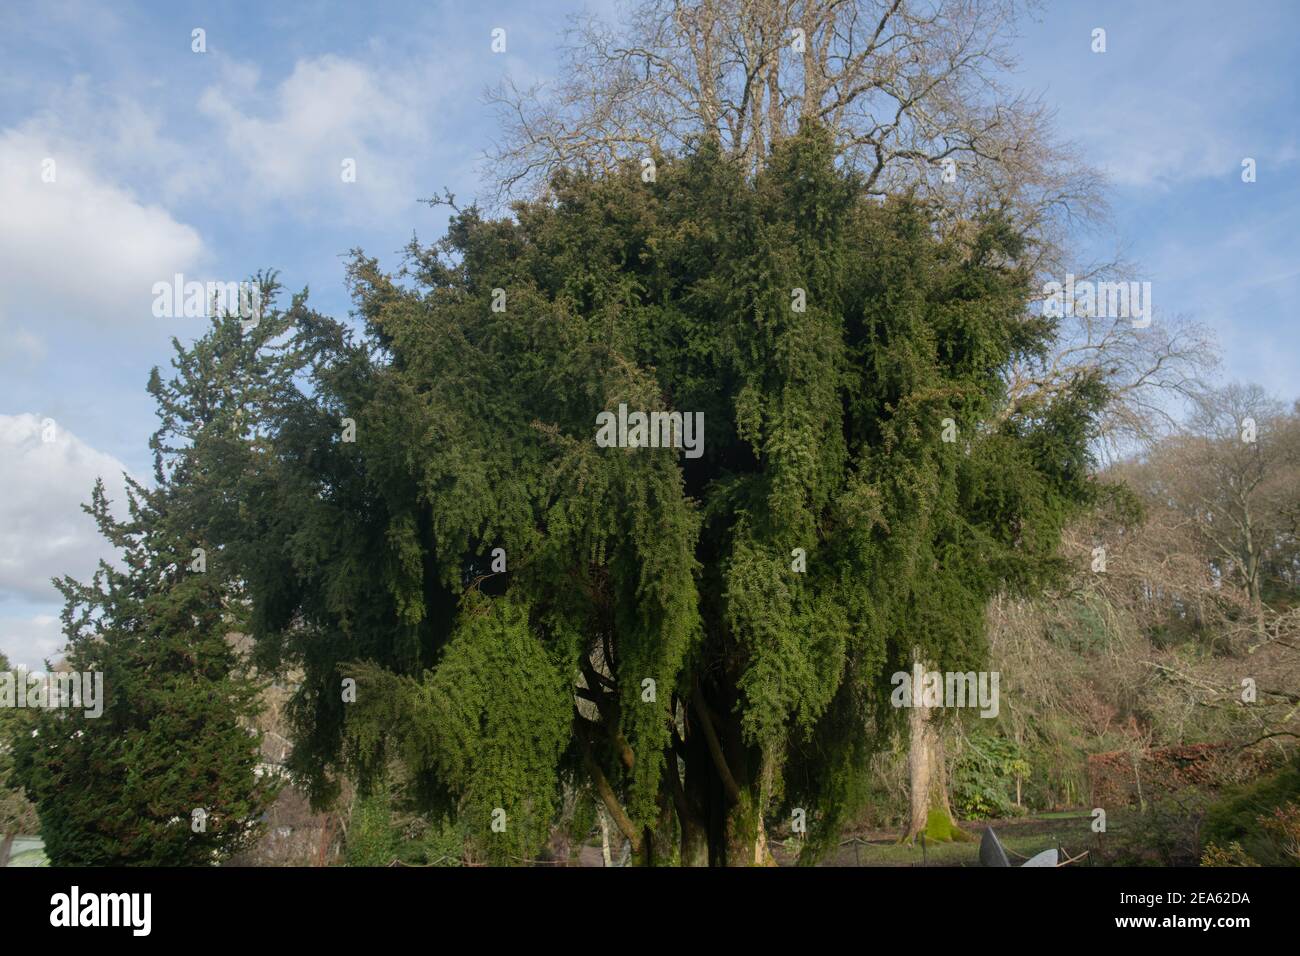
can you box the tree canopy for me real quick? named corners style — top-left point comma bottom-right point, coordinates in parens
top-left (162, 126), bottom-right (1107, 865)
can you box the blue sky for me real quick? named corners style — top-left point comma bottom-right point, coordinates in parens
top-left (1, 0), bottom-right (1297, 667)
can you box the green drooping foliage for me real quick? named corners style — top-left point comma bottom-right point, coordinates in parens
top-left (9, 307), bottom-right (282, 866)
top-left (344, 596), bottom-right (574, 861)
top-left (178, 126), bottom-right (1103, 864)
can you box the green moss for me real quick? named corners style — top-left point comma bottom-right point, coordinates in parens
top-left (923, 806), bottom-right (973, 843)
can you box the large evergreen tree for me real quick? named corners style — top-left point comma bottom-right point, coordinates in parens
top-left (191, 127), bottom-right (1104, 865)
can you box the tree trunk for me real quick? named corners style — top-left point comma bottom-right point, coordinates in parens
top-left (680, 818), bottom-right (710, 867)
top-left (721, 796), bottom-right (778, 866)
top-left (905, 690), bottom-right (935, 841)
top-left (597, 808), bottom-right (613, 867)
top-left (683, 678), bottom-right (779, 866)
top-left (904, 655), bottom-right (964, 844)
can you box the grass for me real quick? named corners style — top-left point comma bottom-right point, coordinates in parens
top-left (775, 812), bottom-right (1127, 866)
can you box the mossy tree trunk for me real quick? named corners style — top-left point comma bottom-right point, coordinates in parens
top-left (904, 654), bottom-right (966, 844)
top-left (675, 678), bottom-right (780, 867)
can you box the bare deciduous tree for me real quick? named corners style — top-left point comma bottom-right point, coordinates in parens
top-left (487, 1), bottom-right (1101, 237)
top-left (1144, 385), bottom-right (1300, 620)
top-left (1003, 309), bottom-right (1217, 459)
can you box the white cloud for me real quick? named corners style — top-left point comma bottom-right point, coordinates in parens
top-left (0, 613), bottom-right (65, 671)
top-left (0, 121), bottom-right (206, 330)
top-left (196, 53), bottom-right (446, 218)
top-left (0, 413), bottom-right (133, 604)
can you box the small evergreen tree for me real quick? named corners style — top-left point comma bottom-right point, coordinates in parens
top-left (11, 296), bottom-right (283, 866)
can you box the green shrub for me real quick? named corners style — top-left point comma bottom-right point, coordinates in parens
top-left (346, 792), bottom-right (397, 866)
top-left (1202, 755), bottom-right (1300, 866)
top-left (953, 729), bottom-right (1029, 819)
